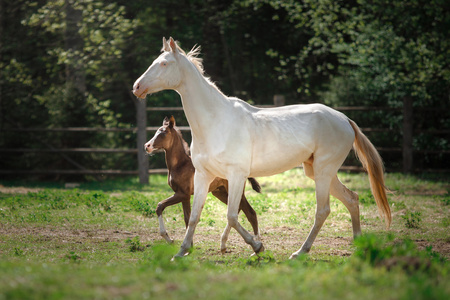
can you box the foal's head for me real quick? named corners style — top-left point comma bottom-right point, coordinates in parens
top-left (144, 116), bottom-right (188, 155)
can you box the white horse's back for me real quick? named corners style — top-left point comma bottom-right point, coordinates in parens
top-left (247, 103), bottom-right (354, 177)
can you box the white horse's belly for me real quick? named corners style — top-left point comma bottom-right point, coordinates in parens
top-left (249, 132), bottom-right (314, 177)
top-left (249, 151), bottom-right (311, 177)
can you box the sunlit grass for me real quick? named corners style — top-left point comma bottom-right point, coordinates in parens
top-left (0, 171), bottom-right (449, 299)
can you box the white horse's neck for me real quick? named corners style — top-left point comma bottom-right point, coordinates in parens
top-left (175, 56), bottom-right (229, 136)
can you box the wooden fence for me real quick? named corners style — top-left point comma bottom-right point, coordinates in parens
top-left (1, 96), bottom-right (448, 184)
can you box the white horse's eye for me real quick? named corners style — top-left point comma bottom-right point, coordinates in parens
top-left (161, 61), bottom-right (168, 67)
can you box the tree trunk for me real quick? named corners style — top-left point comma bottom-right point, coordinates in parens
top-left (402, 96), bottom-right (413, 173)
top-left (64, 1), bottom-right (85, 99)
top-left (0, 0), bottom-right (3, 128)
top-left (134, 98), bottom-right (149, 184)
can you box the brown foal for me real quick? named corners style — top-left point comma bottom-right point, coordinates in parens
top-left (145, 116), bottom-right (260, 253)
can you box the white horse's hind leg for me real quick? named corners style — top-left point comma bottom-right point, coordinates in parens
top-left (290, 172), bottom-right (332, 259)
top-left (227, 176), bottom-right (264, 254)
top-left (303, 162), bottom-right (362, 239)
top-left (330, 176), bottom-right (362, 238)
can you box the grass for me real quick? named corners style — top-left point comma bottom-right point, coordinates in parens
top-left (0, 170), bottom-right (449, 299)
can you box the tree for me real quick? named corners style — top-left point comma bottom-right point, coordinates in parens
top-left (300, 0), bottom-right (450, 168)
top-left (25, 0), bottom-right (137, 129)
top-left (1, 0), bottom-right (138, 177)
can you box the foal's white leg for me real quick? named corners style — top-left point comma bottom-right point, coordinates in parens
top-left (173, 171), bottom-right (213, 258)
top-left (158, 215), bottom-right (174, 243)
top-left (227, 176), bottom-right (264, 254)
top-left (290, 173), bottom-right (332, 259)
top-left (220, 224), bottom-right (232, 253)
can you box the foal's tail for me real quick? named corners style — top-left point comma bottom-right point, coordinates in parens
top-left (248, 178), bottom-right (262, 193)
top-left (349, 120), bottom-right (392, 228)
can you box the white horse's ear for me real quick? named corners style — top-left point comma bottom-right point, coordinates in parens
top-left (169, 37), bottom-right (179, 54)
top-left (162, 37), bottom-right (170, 52)
top-left (163, 116), bottom-right (170, 125)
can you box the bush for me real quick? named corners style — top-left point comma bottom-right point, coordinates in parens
top-left (402, 211), bottom-right (422, 229)
top-left (352, 234), bottom-right (445, 273)
top-left (125, 236), bottom-right (146, 252)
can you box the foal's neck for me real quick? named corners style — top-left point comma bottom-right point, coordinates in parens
top-left (164, 132), bottom-right (190, 171)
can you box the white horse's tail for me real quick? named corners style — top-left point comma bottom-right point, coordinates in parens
top-left (349, 119), bottom-right (392, 228)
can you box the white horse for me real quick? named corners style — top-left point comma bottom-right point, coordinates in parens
top-left (133, 37), bottom-right (391, 259)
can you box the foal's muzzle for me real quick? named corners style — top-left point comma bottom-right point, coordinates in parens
top-left (144, 142), bottom-right (154, 154)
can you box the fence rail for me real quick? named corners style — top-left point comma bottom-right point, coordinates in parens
top-left (1, 96), bottom-right (448, 182)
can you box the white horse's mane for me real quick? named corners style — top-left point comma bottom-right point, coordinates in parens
top-left (186, 45), bottom-right (222, 92)
top-left (166, 42), bottom-right (223, 94)
top-left (186, 46), bottom-right (204, 74)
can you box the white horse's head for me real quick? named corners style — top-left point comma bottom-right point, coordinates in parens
top-left (133, 37), bottom-right (182, 99)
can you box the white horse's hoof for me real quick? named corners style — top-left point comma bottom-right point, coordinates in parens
top-left (171, 251), bottom-right (189, 261)
top-left (290, 248), bottom-right (309, 259)
top-left (289, 253), bottom-right (298, 260)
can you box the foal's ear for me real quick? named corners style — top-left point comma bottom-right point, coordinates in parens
top-left (168, 37), bottom-right (179, 55)
top-left (169, 115), bottom-right (176, 128)
top-left (162, 37), bottom-right (170, 52)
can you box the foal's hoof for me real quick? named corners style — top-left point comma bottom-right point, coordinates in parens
top-left (161, 233), bottom-right (174, 244)
top-left (254, 241), bottom-right (265, 254)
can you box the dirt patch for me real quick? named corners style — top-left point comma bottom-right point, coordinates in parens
top-left (0, 225), bottom-right (161, 246)
top-left (415, 238), bottom-right (450, 257)
top-left (0, 186), bottom-right (43, 194)
top-left (1, 223), bottom-right (449, 259)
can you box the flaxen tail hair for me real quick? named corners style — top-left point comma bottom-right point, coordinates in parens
top-left (349, 119), bottom-right (392, 228)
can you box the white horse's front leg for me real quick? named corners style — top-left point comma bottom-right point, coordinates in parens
top-left (227, 176), bottom-right (264, 254)
top-left (173, 171), bottom-right (213, 259)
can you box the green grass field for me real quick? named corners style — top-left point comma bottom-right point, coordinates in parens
top-left (1, 170), bottom-right (449, 299)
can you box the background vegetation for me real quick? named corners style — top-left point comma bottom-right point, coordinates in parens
top-left (1, 171), bottom-right (449, 299)
top-left (1, 0), bottom-right (449, 178)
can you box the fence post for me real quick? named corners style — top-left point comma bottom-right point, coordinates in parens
top-left (273, 95), bottom-right (285, 106)
top-left (402, 96), bottom-right (413, 173)
top-left (135, 99), bottom-right (149, 184)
